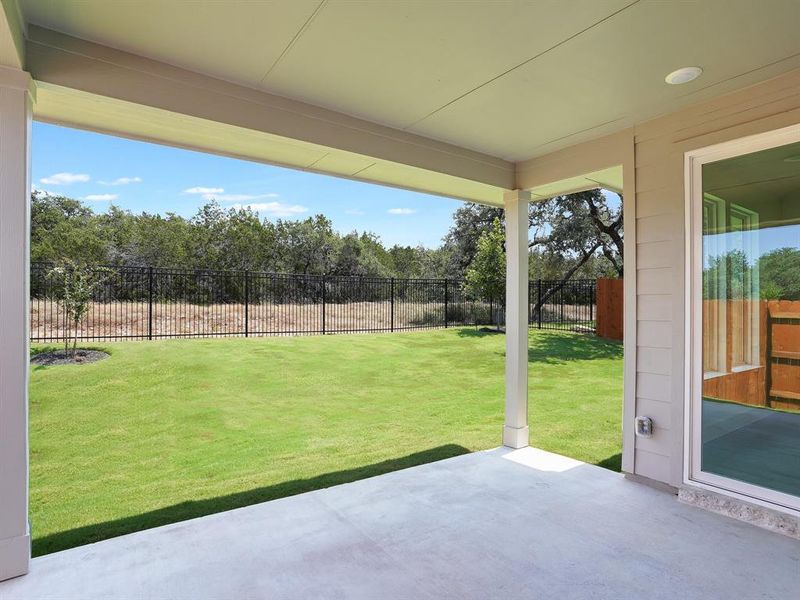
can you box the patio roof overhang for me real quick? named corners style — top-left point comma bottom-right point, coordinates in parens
top-left (6, 0), bottom-right (800, 204)
top-left (3, 0), bottom-right (800, 585)
top-left (25, 26), bottom-right (513, 206)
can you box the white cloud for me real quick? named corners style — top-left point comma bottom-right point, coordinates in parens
top-left (84, 194), bottom-right (118, 201)
top-left (100, 176), bottom-right (142, 186)
top-left (185, 187), bottom-right (284, 203)
top-left (232, 202), bottom-right (308, 217)
top-left (184, 186), bottom-right (225, 195)
top-left (345, 209), bottom-right (365, 216)
top-left (40, 172), bottom-right (90, 185)
top-left (214, 193), bottom-right (278, 202)
top-left (388, 208), bottom-right (416, 215)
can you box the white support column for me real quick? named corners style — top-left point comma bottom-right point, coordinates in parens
top-left (0, 66), bottom-right (33, 582)
top-left (503, 189), bottom-right (531, 449)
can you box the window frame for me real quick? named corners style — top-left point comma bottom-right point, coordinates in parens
top-left (727, 202), bottom-right (760, 371)
top-left (701, 193), bottom-right (727, 377)
top-left (684, 124), bottom-right (800, 514)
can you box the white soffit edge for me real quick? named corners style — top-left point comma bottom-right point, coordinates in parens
top-left (528, 166), bottom-right (623, 201)
top-left (34, 82), bottom-right (506, 206)
top-left (0, 0), bottom-right (24, 68)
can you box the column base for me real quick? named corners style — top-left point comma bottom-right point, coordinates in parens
top-left (503, 425), bottom-right (529, 449)
top-left (0, 534), bottom-right (29, 581)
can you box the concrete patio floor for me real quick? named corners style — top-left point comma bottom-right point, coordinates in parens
top-left (1, 447), bottom-right (798, 600)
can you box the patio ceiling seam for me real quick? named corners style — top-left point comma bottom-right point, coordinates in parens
top-left (674, 51), bottom-right (800, 104)
top-left (404, 0), bottom-right (641, 130)
top-left (304, 152), bottom-right (329, 169)
top-left (259, 0), bottom-right (328, 85)
top-left (520, 116), bottom-right (628, 160)
top-left (350, 161), bottom-right (377, 177)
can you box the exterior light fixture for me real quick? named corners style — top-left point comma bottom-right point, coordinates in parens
top-left (634, 416), bottom-right (654, 438)
top-left (664, 66), bottom-right (703, 85)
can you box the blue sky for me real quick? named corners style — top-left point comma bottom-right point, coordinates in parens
top-left (32, 122), bottom-right (464, 248)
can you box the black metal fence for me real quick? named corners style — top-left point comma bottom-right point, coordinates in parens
top-left (30, 263), bottom-right (597, 342)
top-left (528, 277), bottom-right (596, 331)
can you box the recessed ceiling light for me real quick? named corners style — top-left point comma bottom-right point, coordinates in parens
top-left (665, 66), bottom-right (703, 85)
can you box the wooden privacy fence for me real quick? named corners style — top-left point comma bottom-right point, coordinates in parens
top-left (702, 299), bottom-right (800, 412)
top-left (595, 278), bottom-right (623, 341)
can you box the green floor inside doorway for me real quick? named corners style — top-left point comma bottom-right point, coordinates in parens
top-left (702, 398), bottom-right (800, 498)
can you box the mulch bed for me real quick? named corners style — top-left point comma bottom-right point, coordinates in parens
top-left (31, 349), bottom-right (110, 366)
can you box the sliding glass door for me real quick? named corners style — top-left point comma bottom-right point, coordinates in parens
top-left (688, 127), bottom-right (800, 511)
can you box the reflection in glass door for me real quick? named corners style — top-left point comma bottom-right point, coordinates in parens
top-left (689, 131), bottom-right (800, 510)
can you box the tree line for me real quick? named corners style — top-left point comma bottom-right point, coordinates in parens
top-left (705, 248), bottom-right (800, 301)
top-left (31, 188), bottom-right (624, 282)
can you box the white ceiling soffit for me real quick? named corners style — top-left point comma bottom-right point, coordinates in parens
top-left (35, 82), bottom-right (506, 206)
top-left (528, 166), bottom-right (623, 202)
top-left (18, 0), bottom-right (800, 163)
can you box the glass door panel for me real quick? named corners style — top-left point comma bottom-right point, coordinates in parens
top-left (699, 138), bottom-right (800, 502)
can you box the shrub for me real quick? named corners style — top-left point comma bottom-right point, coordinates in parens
top-left (46, 260), bottom-right (113, 358)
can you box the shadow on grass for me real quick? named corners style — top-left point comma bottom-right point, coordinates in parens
top-left (528, 330), bottom-right (622, 364)
top-left (455, 326), bottom-right (622, 363)
top-left (595, 452), bottom-right (622, 472)
top-left (455, 326), bottom-right (503, 338)
top-left (32, 443), bottom-right (471, 557)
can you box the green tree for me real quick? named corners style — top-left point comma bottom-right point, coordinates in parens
top-left (217, 207), bottom-right (277, 271)
top-left (464, 218), bottom-right (506, 302)
top-left (31, 192), bottom-right (109, 264)
top-left (759, 247), bottom-right (800, 300)
top-left (275, 215), bottom-right (337, 274)
top-left (529, 190), bottom-right (623, 278)
top-left (442, 203), bottom-right (504, 276)
top-left (443, 190), bottom-right (622, 281)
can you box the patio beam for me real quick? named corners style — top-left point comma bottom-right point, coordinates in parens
top-left (503, 189), bottom-right (531, 448)
top-left (24, 26), bottom-right (514, 204)
top-left (0, 65), bottom-right (32, 581)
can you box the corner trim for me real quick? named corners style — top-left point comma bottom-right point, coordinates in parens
top-left (0, 534), bottom-right (30, 582)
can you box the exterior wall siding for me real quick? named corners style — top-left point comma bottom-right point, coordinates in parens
top-left (631, 68), bottom-right (800, 487)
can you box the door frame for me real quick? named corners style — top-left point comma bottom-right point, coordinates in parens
top-left (684, 122), bottom-right (800, 514)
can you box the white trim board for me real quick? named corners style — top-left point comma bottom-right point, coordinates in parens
top-left (683, 122), bottom-right (800, 515)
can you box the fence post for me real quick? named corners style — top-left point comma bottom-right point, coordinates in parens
top-left (589, 282), bottom-right (594, 324)
top-left (148, 266), bottom-right (154, 340)
top-left (321, 275), bottom-right (326, 335)
top-left (527, 280), bottom-right (531, 328)
top-left (244, 270), bottom-right (249, 338)
top-left (390, 277), bottom-right (395, 332)
top-left (444, 279), bottom-right (449, 328)
top-left (489, 296), bottom-right (493, 327)
top-left (537, 279), bottom-right (542, 330)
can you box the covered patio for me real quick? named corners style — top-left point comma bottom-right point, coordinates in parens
top-left (3, 447), bottom-right (797, 600)
top-left (1, 0), bottom-right (800, 594)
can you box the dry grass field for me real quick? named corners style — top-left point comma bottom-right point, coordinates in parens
top-left (30, 299), bottom-right (593, 341)
top-left (31, 300), bottom-right (485, 340)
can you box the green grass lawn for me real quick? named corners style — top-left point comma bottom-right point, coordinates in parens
top-left (29, 328), bottom-right (622, 556)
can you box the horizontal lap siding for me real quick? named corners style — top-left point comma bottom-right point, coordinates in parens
top-left (631, 67), bottom-right (800, 486)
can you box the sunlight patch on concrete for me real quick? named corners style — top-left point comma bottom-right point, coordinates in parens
top-left (497, 446), bottom-right (585, 472)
